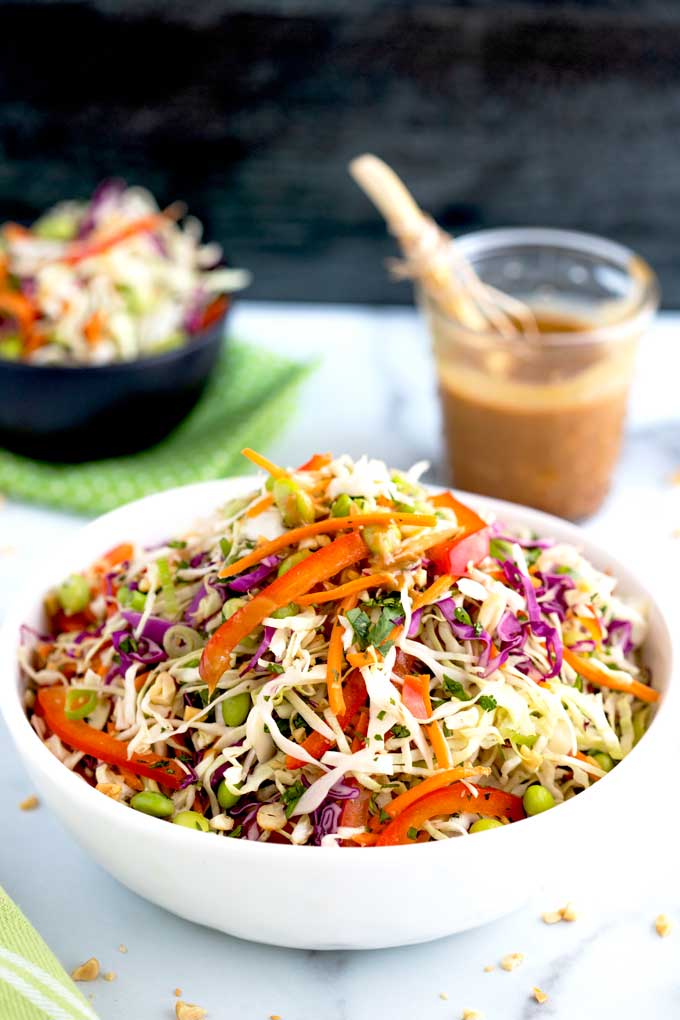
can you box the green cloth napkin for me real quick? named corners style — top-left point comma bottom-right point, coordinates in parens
top-left (0, 340), bottom-right (314, 515)
top-left (0, 886), bottom-right (100, 1020)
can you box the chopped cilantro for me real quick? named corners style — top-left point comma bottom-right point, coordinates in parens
top-left (266, 662), bottom-right (284, 675)
top-left (183, 657), bottom-right (201, 669)
top-left (346, 604), bottom-right (401, 654)
top-left (229, 824), bottom-right (243, 838)
top-left (168, 539), bottom-right (187, 549)
top-left (379, 808), bottom-right (390, 824)
top-left (346, 608), bottom-right (371, 649)
top-left (219, 537), bottom-right (231, 559)
top-left (282, 780), bottom-right (306, 818)
top-left (407, 826), bottom-right (419, 840)
top-left (478, 694), bottom-right (498, 711)
top-left (391, 724), bottom-right (411, 739)
top-left (377, 709), bottom-right (386, 720)
top-left (443, 675), bottom-right (471, 701)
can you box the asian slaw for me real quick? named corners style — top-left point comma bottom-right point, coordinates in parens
top-left (0, 180), bottom-right (249, 364)
top-left (21, 450), bottom-right (657, 847)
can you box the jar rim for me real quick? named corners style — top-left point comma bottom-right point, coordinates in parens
top-left (422, 226), bottom-right (660, 348)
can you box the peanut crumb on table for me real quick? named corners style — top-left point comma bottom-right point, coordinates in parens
top-left (118, 945), bottom-right (128, 954)
top-left (439, 992), bottom-right (449, 1000)
top-left (19, 795), bottom-right (39, 811)
top-left (542, 903), bottom-right (577, 924)
top-left (532, 987), bottom-right (549, 1005)
top-left (103, 972), bottom-right (116, 982)
top-left (175, 989), bottom-right (183, 997)
top-left (462, 1010), bottom-right (483, 1019)
top-left (655, 914), bottom-right (672, 938)
top-left (270, 1015), bottom-right (282, 1019)
top-left (500, 952), bottom-right (524, 972)
top-left (71, 958), bottom-right (100, 982)
top-left (483, 965), bottom-right (495, 973)
top-left (176, 1002), bottom-right (207, 1020)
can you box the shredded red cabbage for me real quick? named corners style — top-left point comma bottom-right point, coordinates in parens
top-left (120, 609), bottom-right (172, 645)
top-left (228, 556), bottom-right (280, 594)
top-left (111, 628), bottom-right (166, 675)
top-left (607, 619), bottom-right (634, 654)
top-left (501, 562), bottom-right (563, 678)
top-left (240, 625), bottom-right (276, 676)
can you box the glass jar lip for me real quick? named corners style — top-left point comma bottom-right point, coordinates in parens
top-left (422, 226), bottom-right (660, 347)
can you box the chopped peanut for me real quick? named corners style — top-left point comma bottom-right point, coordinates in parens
top-left (270, 1015), bottom-right (282, 1020)
top-left (462, 1011), bottom-right (483, 1020)
top-left (118, 944), bottom-right (128, 954)
top-left (500, 952), bottom-right (524, 972)
top-left (96, 783), bottom-right (122, 801)
top-left (183, 705), bottom-right (202, 722)
top-left (483, 965), bottom-right (495, 973)
top-left (532, 987), bottom-right (549, 1005)
top-left (149, 671), bottom-right (176, 706)
top-left (175, 988), bottom-right (183, 997)
top-left (542, 902), bottom-right (577, 924)
top-left (19, 795), bottom-right (39, 811)
top-left (561, 902), bottom-right (577, 922)
top-left (103, 972), bottom-right (116, 982)
top-left (176, 1003), bottom-right (207, 1020)
top-left (256, 803), bottom-right (287, 832)
top-left (71, 958), bottom-right (100, 982)
top-left (655, 914), bottom-right (672, 938)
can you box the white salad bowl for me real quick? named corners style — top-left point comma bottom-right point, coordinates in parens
top-left (0, 478), bottom-right (675, 950)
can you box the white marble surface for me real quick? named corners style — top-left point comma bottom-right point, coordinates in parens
top-left (2, 302), bottom-right (680, 1020)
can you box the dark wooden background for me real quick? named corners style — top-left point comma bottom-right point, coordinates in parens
top-left (1, 0), bottom-right (680, 304)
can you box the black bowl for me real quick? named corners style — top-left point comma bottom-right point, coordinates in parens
top-left (0, 310), bottom-right (229, 462)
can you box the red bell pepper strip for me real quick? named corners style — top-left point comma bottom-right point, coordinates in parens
top-left (200, 532), bottom-right (369, 691)
top-left (400, 674), bottom-right (452, 769)
top-left (36, 687), bottom-right (187, 790)
top-left (429, 492), bottom-right (489, 576)
top-left (297, 452), bottom-right (333, 472)
top-left (375, 782), bottom-right (524, 845)
top-left (285, 669), bottom-right (368, 769)
top-left (339, 780), bottom-right (371, 830)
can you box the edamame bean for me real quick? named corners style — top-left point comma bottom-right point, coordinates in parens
top-left (223, 597), bottom-right (246, 620)
top-left (130, 791), bottom-right (174, 818)
top-left (469, 818), bottom-right (504, 833)
top-left (217, 781), bottom-right (241, 810)
top-left (330, 493), bottom-right (353, 517)
top-left (222, 691), bottom-right (251, 727)
top-left (271, 602), bottom-right (299, 619)
top-left (592, 751), bottom-right (614, 772)
top-left (277, 550), bottom-right (312, 576)
top-left (273, 478), bottom-right (315, 527)
top-left (522, 784), bottom-right (555, 816)
top-left (57, 574), bottom-right (91, 615)
top-left (173, 811), bottom-right (210, 832)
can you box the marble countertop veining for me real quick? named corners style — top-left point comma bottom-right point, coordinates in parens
top-left (1, 302), bottom-right (680, 1020)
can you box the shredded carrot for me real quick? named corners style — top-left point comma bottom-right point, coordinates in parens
top-left (84, 309), bottom-right (106, 347)
top-left (574, 750), bottom-right (600, 769)
top-left (347, 647), bottom-right (383, 669)
top-left (297, 572), bottom-right (395, 607)
top-left (401, 673), bottom-right (452, 769)
top-left (3, 223), bottom-right (33, 242)
top-left (241, 447), bottom-right (287, 478)
top-left (351, 707), bottom-right (370, 753)
top-left (245, 493), bottom-right (274, 518)
top-left (61, 213), bottom-right (169, 265)
top-left (326, 593), bottom-right (357, 716)
top-left (411, 573), bottom-right (454, 613)
top-left (349, 832), bottom-right (378, 846)
top-left (0, 290), bottom-right (36, 334)
top-left (563, 647), bottom-right (659, 704)
top-left (385, 765), bottom-right (490, 819)
top-left (219, 513), bottom-right (438, 579)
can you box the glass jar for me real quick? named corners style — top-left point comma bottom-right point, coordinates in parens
top-left (420, 227), bottom-right (659, 519)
